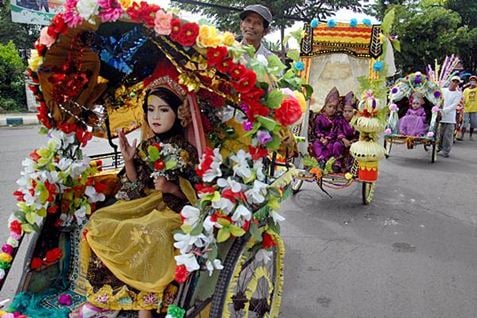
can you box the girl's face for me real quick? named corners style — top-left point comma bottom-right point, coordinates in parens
top-left (147, 95), bottom-right (177, 135)
top-left (324, 103), bottom-right (337, 117)
top-left (411, 97), bottom-right (424, 110)
top-left (343, 105), bottom-right (355, 121)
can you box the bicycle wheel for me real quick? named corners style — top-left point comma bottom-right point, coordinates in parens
top-left (361, 182), bottom-right (375, 205)
top-left (384, 138), bottom-right (392, 158)
top-left (209, 235), bottom-right (284, 318)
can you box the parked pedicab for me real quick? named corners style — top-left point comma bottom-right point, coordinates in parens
top-left (290, 15), bottom-right (396, 205)
top-left (0, 4), bottom-right (309, 318)
top-left (383, 72), bottom-right (443, 162)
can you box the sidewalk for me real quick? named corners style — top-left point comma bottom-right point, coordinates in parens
top-left (0, 113), bottom-right (39, 126)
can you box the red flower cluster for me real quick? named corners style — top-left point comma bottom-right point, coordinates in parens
top-left (262, 232), bottom-right (277, 249)
top-left (9, 220), bottom-right (22, 235)
top-left (56, 122), bottom-right (93, 146)
top-left (195, 148), bottom-right (215, 178)
top-left (175, 264), bottom-right (189, 283)
top-left (126, 1), bottom-right (160, 27)
top-left (275, 96), bottom-right (302, 126)
top-left (207, 46), bottom-right (228, 67)
top-left (45, 247), bottom-right (63, 263)
top-left (36, 101), bottom-right (53, 129)
top-left (169, 19), bottom-right (200, 47)
top-left (248, 146), bottom-right (269, 160)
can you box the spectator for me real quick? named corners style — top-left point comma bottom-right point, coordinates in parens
top-left (439, 75), bottom-right (463, 157)
top-left (239, 4), bottom-right (274, 60)
top-left (460, 75), bottom-right (477, 140)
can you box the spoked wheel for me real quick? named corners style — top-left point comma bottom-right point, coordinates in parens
top-left (384, 138), bottom-right (392, 158)
top-left (209, 235), bottom-right (284, 318)
top-left (290, 157), bottom-right (304, 194)
top-left (361, 182), bottom-right (375, 205)
top-left (431, 140), bottom-right (438, 163)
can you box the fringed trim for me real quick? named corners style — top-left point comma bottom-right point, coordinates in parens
top-left (86, 284), bottom-right (163, 311)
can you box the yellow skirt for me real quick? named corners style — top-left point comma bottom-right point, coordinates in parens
top-left (76, 191), bottom-right (182, 311)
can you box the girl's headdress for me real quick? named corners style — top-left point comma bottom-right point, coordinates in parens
top-left (324, 87), bottom-right (340, 108)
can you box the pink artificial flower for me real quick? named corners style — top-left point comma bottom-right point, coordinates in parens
top-left (427, 131), bottom-right (434, 138)
top-left (63, 10), bottom-right (83, 28)
top-left (154, 9), bottom-right (172, 35)
top-left (39, 27), bottom-right (56, 48)
top-left (10, 232), bottom-right (22, 240)
top-left (98, 0), bottom-right (123, 22)
top-left (384, 128), bottom-right (392, 135)
top-left (64, 0), bottom-right (78, 10)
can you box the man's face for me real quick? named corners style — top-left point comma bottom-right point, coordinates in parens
top-left (240, 12), bottom-right (266, 45)
top-left (470, 80), bottom-right (477, 87)
top-left (450, 79), bottom-right (460, 89)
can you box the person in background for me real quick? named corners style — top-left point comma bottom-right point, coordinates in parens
top-left (460, 75), bottom-right (477, 140)
top-left (439, 75), bottom-right (463, 157)
top-left (239, 4), bottom-right (274, 59)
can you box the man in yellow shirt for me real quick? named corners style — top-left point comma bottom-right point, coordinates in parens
top-left (461, 75), bottom-right (477, 140)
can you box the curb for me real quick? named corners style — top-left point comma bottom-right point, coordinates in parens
top-left (0, 114), bottom-right (39, 127)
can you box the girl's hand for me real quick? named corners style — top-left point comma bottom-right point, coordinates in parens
top-left (343, 138), bottom-right (351, 147)
top-left (117, 129), bottom-right (137, 162)
top-left (321, 137), bottom-right (328, 145)
top-left (154, 176), bottom-right (178, 194)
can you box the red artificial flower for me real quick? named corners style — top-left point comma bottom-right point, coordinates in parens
top-left (47, 204), bottom-right (59, 214)
top-left (216, 57), bottom-right (234, 74)
top-left (198, 90), bottom-right (225, 109)
top-left (262, 232), bottom-right (277, 249)
top-left (195, 148), bottom-right (214, 178)
top-left (31, 257), bottom-right (43, 270)
top-left (37, 102), bottom-right (53, 129)
top-left (151, 143), bottom-right (161, 151)
top-left (207, 46), bottom-right (228, 67)
top-left (242, 220), bottom-right (251, 232)
top-left (57, 122), bottom-right (77, 134)
top-left (34, 40), bottom-right (47, 57)
top-left (93, 181), bottom-right (108, 194)
top-left (76, 129), bottom-right (93, 147)
top-left (232, 69), bottom-right (257, 94)
top-left (175, 264), bottom-right (189, 283)
top-left (275, 96), bottom-right (302, 127)
top-left (241, 87), bottom-right (265, 104)
top-left (229, 63), bottom-right (246, 80)
top-left (9, 220), bottom-right (22, 235)
top-left (194, 183), bottom-right (216, 194)
top-left (169, 18), bottom-right (182, 42)
top-left (154, 160), bottom-right (165, 170)
top-left (245, 101), bottom-right (270, 122)
top-left (29, 150), bottom-right (40, 162)
top-left (175, 22), bottom-right (200, 47)
top-left (221, 189), bottom-right (237, 203)
top-left (126, 1), bottom-right (160, 26)
top-left (13, 190), bottom-right (25, 202)
top-left (44, 180), bottom-right (58, 202)
top-left (47, 13), bottom-right (68, 37)
top-left (248, 145), bottom-right (269, 160)
top-left (44, 247), bottom-right (63, 263)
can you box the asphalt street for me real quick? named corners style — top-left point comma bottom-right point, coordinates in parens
top-left (0, 126), bottom-right (476, 318)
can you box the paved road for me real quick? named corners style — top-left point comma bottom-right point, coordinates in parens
top-left (0, 126), bottom-right (476, 317)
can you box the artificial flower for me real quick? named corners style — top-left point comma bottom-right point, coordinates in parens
top-left (166, 304), bottom-right (186, 318)
top-left (174, 264), bottom-right (189, 283)
top-left (173, 232), bottom-right (208, 254)
top-left (384, 128), bottom-right (392, 135)
top-left (74, 205), bottom-right (87, 224)
top-left (85, 185), bottom-right (105, 203)
top-left (248, 146), bottom-right (268, 161)
top-left (327, 19), bottom-right (336, 28)
top-left (310, 18), bottom-right (319, 28)
top-left (176, 22), bottom-right (200, 47)
top-left (232, 68), bottom-right (257, 94)
top-left (31, 257), bottom-right (43, 270)
top-left (294, 61), bottom-right (305, 71)
top-left (58, 293), bottom-right (73, 306)
top-left (362, 18), bottom-right (372, 26)
top-left (47, 14), bottom-right (68, 37)
top-left (245, 180), bottom-right (268, 204)
top-left (389, 103), bottom-right (398, 112)
top-left (28, 49), bottom-right (43, 72)
top-left (0, 253), bottom-right (12, 263)
top-left (154, 9), bottom-right (172, 35)
top-left (39, 27), bottom-right (56, 48)
top-left (253, 159), bottom-right (266, 181)
top-left (427, 132), bottom-right (434, 138)
top-left (211, 196), bottom-right (235, 214)
top-left (275, 96), bottom-right (302, 126)
top-left (197, 25), bottom-right (222, 48)
top-left (242, 120), bottom-right (253, 131)
top-left (45, 247), bottom-right (63, 263)
top-left (257, 130), bottom-right (272, 145)
top-left (1, 244), bottom-right (13, 255)
top-left (222, 31), bottom-right (235, 46)
top-left (76, 0), bottom-right (99, 21)
top-left (169, 18), bottom-right (182, 41)
top-left (349, 18), bottom-right (358, 28)
top-left (203, 215), bottom-right (216, 232)
top-left (206, 259), bottom-right (223, 276)
top-left (262, 232), bottom-right (277, 249)
top-left (126, 1), bottom-right (160, 26)
top-left (9, 220), bottom-right (22, 235)
top-left (231, 204), bottom-right (252, 222)
top-left (206, 46), bottom-right (228, 67)
top-left (98, 0), bottom-right (123, 22)
top-left (432, 106), bottom-right (440, 113)
top-left (373, 61), bottom-right (384, 72)
top-left (180, 206), bottom-right (201, 228)
top-left (270, 210), bottom-right (285, 224)
top-left (175, 253), bottom-right (200, 272)
top-left (216, 57), bottom-right (234, 74)
top-left (216, 177), bottom-right (242, 192)
top-left (230, 150), bottom-right (252, 179)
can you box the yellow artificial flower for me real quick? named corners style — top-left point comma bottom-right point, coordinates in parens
top-left (0, 253), bottom-right (12, 263)
top-left (222, 31), bottom-right (236, 46)
top-left (28, 49), bottom-right (43, 72)
top-left (197, 25), bottom-right (222, 48)
top-left (118, 0), bottom-right (132, 9)
top-left (293, 91), bottom-right (307, 113)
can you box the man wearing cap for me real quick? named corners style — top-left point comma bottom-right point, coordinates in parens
top-left (461, 75), bottom-right (477, 140)
top-left (439, 75), bottom-right (463, 157)
top-left (239, 4), bottom-right (275, 59)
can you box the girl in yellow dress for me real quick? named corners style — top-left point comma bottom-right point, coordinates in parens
top-left (72, 81), bottom-right (198, 318)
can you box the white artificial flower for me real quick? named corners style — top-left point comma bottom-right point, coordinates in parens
top-left (217, 177), bottom-right (242, 192)
top-left (76, 0), bottom-right (99, 20)
top-left (173, 233), bottom-right (209, 254)
top-left (85, 185), bottom-right (105, 203)
top-left (211, 197), bottom-right (235, 214)
top-left (245, 180), bottom-right (268, 204)
top-left (270, 210), bottom-right (285, 224)
top-left (21, 158), bottom-right (36, 174)
top-left (57, 158), bottom-right (73, 171)
top-left (256, 249), bottom-right (273, 264)
top-left (74, 205), bottom-right (87, 225)
top-left (230, 150), bottom-right (252, 179)
top-left (70, 159), bottom-right (90, 178)
top-left (181, 205), bottom-right (201, 228)
top-left (175, 253), bottom-right (200, 272)
top-left (203, 215), bottom-right (216, 232)
top-left (206, 259), bottom-right (224, 275)
top-left (253, 159), bottom-right (266, 181)
top-left (232, 204), bottom-right (252, 222)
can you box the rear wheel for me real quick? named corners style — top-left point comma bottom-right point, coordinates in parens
top-left (384, 138), bottom-right (392, 158)
top-left (209, 235), bottom-right (284, 318)
top-left (290, 157), bottom-right (304, 194)
top-left (362, 182), bottom-right (375, 205)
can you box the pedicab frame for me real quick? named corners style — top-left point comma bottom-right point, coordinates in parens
top-left (0, 5), bottom-right (309, 317)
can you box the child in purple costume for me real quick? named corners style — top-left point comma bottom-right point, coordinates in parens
top-left (312, 87), bottom-right (342, 162)
top-left (333, 92), bottom-right (359, 171)
top-left (399, 93), bottom-right (428, 136)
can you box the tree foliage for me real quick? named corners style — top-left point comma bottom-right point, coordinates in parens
top-left (0, 41), bottom-right (26, 111)
top-left (0, 0), bottom-right (40, 49)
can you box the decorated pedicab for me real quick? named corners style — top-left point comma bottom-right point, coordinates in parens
top-left (290, 12), bottom-right (397, 205)
top-left (0, 2), bottom-right (310, 317)
top-left (383, 56), bottom-right (459, 162)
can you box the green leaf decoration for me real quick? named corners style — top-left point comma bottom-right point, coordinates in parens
top-left (217, 228), bottom-right (231, 243)
top-left (391, 39), bottom-right (401, 52)
top-left (266, 90), bottom-right (284, 109)
top-left (25, 212), bottom-right (36, 225)
top-left (147, 145), bottom-right (161, 162)
top-left (249, 61), bottom-right (269, 82)
top-left (267, 55), bottom-right (286, 75)
top-left (207, 244), bottom-right (218, 261)
top-left (243, 45), bottom-right (257, 59)
top-left (290, 28), bottom-right (305, 43)
top-left (250, 222), bottom-right (263, 242)
top-left (229, 225), bottom-right (246, 237)
top-left (21, 223), bottom-right (35, 233)
top-left (302, 155), bottom-right (319, 168)
top-left (381, 8), bottom-right (395, 35)
top-left (190, 223), bottom-right (204, 236)
top-left (256, 116), bottom-right (278, 131)
top-left (286, 49), bottom-right (300, 62)
top-left (266, 134), bottom-right (281, 151)
top-left (165, 160), bottom-right (177, 170)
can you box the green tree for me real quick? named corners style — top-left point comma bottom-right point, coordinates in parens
top-left (172, 0), bottom-right (364, 54)
top-left (0, 41), bottom-right (26, 111)
top-left (446, 0), bottom-right (477, 28)
top-left (364, 0), bottom-right (414, 20)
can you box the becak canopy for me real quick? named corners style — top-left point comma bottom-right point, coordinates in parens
top-left (28, 0), bottom-right (309, 152)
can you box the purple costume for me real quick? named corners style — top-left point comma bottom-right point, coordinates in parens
top-left (399, 107), bottom-right (427, 136)
top-left (332, 115), bottom-right (359, 171)
top-left (311, 114), bottom-right (342, 161)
